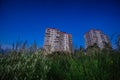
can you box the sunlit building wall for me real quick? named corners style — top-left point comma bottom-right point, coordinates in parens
top-left (44, 28), bottom-right (72, 54)
top-left (84, 29), bottom-right (111, 48)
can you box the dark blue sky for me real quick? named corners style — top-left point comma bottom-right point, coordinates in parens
top-left (0, 0), bottom-right (120, 48)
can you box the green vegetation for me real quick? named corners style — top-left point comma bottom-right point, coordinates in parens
top-left (0, 48), bottom-right (120, 80)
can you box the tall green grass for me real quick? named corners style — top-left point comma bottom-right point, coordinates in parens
top-left (0, 50), bottom-right (120, 80)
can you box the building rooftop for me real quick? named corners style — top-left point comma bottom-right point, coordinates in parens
top-left (47, 27), bottom-right (71, 35)
top-left (84, 29), bottom-right (102, 35)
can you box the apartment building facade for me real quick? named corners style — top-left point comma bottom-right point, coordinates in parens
top-left (84, 29), bottom-right (111, 48)
top-left (44, 28), bottom-right (72, 54)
